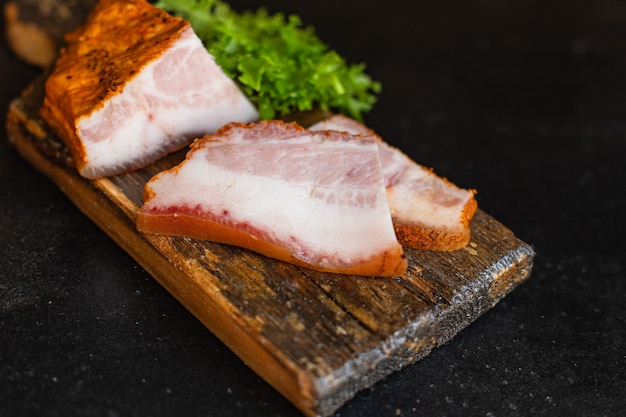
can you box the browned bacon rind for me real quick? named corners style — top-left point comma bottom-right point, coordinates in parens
top-left (137, 120), bottom-right (408, 277)
top-left (40, 0), bottom-right (257, 178)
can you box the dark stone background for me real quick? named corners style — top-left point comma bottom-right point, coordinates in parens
top-left (1, 1), bottom-right (624, 416)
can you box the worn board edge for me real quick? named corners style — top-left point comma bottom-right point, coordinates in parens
top-left (6, 88), bottom-right (535, 417)
top-left (6, 102), bottom-right (322, 414)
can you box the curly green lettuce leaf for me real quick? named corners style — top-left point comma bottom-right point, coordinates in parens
top-left (154, 0), bottom-right (380, 120)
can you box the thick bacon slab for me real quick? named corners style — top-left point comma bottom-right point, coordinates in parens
top-left (310, 115), bottom-right (477, 251)
top-left (136, 120), bottom-right (407, 277)
top-left (40, 0), bottom-right (258, 179)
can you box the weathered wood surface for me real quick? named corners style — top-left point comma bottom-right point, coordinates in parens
top-left (6, 76), bottom-right (534, 417)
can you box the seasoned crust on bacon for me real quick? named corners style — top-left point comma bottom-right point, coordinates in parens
top-left (392, 194), bottom-right (477, 250)
top-left (40, 0), bottom-right (257, 179)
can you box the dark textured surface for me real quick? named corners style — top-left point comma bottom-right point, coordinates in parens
top-left (7, 77), bottom-right (534, 416)
top-left (1, 1), bottom-right (624, 416)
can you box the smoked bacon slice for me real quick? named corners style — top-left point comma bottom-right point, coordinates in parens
top-left (136, 120), bottom-right (407, 277)
top-left (40, 0), bottom-right (258, 179)
top-left (310, 115), bottom-right (477, 251)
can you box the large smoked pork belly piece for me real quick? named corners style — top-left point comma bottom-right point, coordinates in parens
top-left (310, 115), bottom-right (477, 251)
top-left (136, 120), bottom-right (408, 277)
top-left (40, 0), bottom-right (258, 179)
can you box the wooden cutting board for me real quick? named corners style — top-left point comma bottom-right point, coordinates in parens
top-left (7, 75), bottom-right (535, 417)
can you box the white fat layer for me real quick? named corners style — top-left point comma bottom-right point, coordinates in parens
top-left (76, 27), bottom-right (258, 177)
top-left (311, 116), bottom-right (472, 232)
top-left (380, 141), bottom-right (471, 232)
top-left (146, 146), bottom-right (399, 267)
top-left (387, 178), bottom-right (469, 230)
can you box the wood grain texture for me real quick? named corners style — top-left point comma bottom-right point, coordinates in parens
top-left (6, 76), bottom-right (534, 417)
